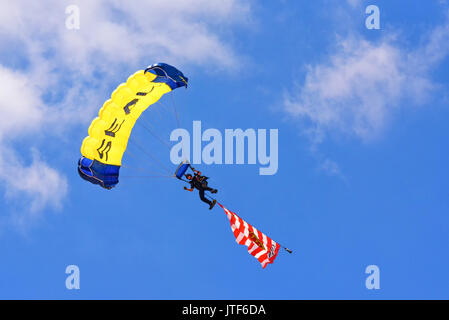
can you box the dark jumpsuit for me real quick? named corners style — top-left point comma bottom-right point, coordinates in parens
top-left (189, 174), bottom-right (214, 206)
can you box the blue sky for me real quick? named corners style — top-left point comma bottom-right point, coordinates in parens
top-left (0, 0), bottom-right (448, 299)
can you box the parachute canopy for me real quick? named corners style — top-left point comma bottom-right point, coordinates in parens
top-left (78, 63), bottom-right (188, 189)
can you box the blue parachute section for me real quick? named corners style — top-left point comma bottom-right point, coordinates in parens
top-left (175, 161), bottom-right (191, 180)
top-left (145, 63), bottom-right (188, 89)
top-left (78, 157), bottom-right (120, 189)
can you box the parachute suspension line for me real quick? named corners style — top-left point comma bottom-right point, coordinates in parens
top-left (122, 148), bottom-right (142, 162)
top-left (122, 147), bottom-right (174, 179)
top-left (129, 140), bottom-right (171, 174)
top-left (128, 137), bottom-right (172, 174)
top-left (171, 90), bottom-right (181, 128)
top-left (156, 100), bottom-right (179, 120)
top-left (149, 101), bottom-right (165, 121)
top-left (121, 164), bottom-right (167, 176)
top-left (118, 174), bottom-right (174, 188)
top-left (122, 150), bottom-right (169, 176)
top-left (137, 115), bottom-right (172, 150)
top-left (120, 175), bottom-right (174, 179)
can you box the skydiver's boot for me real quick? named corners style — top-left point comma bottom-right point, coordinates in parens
top-left (209, 199), bottom-right (217, 210)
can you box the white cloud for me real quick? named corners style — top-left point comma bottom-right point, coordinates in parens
top-left (0, 147), bottom-right (68, 214)
top-left (0, 65), bottom-right (68, 222)
top-left (285, 38), bottom-right (409, 142)
top-left (284, 20), bottom-right (449, 143)
top-left (320, 158), bottom-right (342, 177)
top-left (283, 13), bottom-right (449, 181)
top-left (0, 66), bottom-right (45, 139)
top-left (0, 0), bottom-right (251, 226)
top-left (0, 0), bottom-right (249, 74)
top-left (346, 0), bottom-right (362, 8)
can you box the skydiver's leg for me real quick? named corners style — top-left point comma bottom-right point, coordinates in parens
top-left (204, 186), bottom-right (218, 194)
top-left (202, 183), bottom-right (217, 193)
top-left (199, 189), bottom-right (212, 206)
top-left (201, 180), bottom-right (212, 191)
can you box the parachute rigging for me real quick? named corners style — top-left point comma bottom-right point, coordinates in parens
top-left (77, 64), bottom-right (291, 268)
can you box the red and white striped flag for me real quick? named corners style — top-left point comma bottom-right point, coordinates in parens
top-left (218, 203), bottom-right (281, 269)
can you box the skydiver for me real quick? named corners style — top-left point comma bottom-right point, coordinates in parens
top-left (183, 168), bottom-right (218, 209)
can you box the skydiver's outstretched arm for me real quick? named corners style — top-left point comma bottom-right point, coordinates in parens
top-left (184, 186), bottom-right (193, 192)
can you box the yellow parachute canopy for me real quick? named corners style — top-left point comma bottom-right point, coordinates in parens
top-left (78, 63), bottom-right (188, 189)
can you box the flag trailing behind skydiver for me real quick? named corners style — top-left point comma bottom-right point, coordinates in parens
top-left (78, 63), bottom-right (188, 189)
top-left (218, 203), bottom-right (291, 269)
